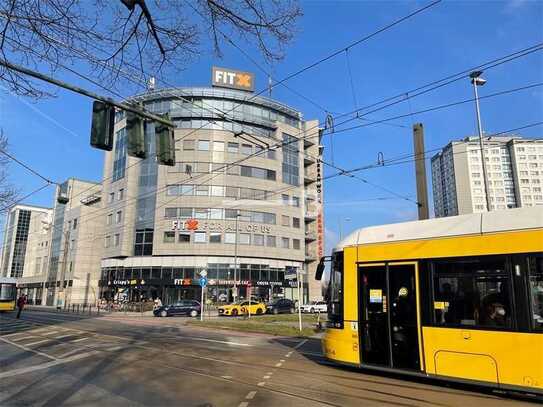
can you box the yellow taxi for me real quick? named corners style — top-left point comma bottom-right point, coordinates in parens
top-left (218, 300), bottom-right (266, 316)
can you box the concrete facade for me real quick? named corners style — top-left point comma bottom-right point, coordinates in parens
top-left (431, 136), bottom-right (543, 217)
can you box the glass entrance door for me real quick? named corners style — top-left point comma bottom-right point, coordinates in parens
top-left (359, 263), bottom-right (421, 370)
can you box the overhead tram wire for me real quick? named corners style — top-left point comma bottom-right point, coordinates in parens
top-left (324, 121), bottom-right (543, 181)
top-left (0, 148), bottom-right (57, 185)
top-left (0, 182), bottom-right (54, 213)
top-left (17, 79), bottom-right (543, 246)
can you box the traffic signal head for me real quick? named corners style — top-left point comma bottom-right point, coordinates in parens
top-left (126, 110), bottom-right (146, 159)
top-left (155, 113), bottom-right (175, 166)
top-left (90, 101), bottom-right (115, 151)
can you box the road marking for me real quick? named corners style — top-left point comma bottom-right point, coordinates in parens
top-left (280, 359), bottom-right (285, 362)
top-left (0, 351), bottom-right (99, 379)
top-left (257, 382), bottom-right (265, 387)
top-left (275, 363), bottom-right (282, 367)
top-left (221, 375), bottom-right (232, 379)
top-left (25, 339), bottom-right (51, 347)
top-left (42, 330), bottom-right (60, 336)
top-left (263, 375), bottom-right (271, 379)
top-left (54, 334), bottom-right (74, 339)
top-left (245, 391), bottom-right (257, 400)
top-left (69, 337), bottom-right (88, 343)
top-left (293, 338), bottom-right (308, 350)
top-left (238, 403), bottom-right (248, 407)
top-left (106, 346), bottom-right (123, 352)
top-left (0, 336), bottom-right (57, 360)
top-left (2, 332), bottom-right (29, 338)
top-left (56, 348), bottom-right (82, 359)
top-left (12, 335), bottom-right (40, 341)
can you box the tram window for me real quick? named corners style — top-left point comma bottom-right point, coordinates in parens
top-left (328, 251), bottom-right (344, 328)
top-left (528, 256), bottom-right (543, 331)
top-left (433, 258), bottom-right (512, 329)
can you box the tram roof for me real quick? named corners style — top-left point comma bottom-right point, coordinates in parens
top-left (334, 206), bottom-right (543, 252)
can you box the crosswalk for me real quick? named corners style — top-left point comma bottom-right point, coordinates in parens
top-left (0, 317), bottom-right (143, 364)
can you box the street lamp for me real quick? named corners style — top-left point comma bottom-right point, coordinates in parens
top-left (469, 70), bottom-right (491, 211)
top-left (233, 210), bottom-right (240, 302)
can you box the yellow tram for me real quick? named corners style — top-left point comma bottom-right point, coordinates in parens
top-left (317, 207), bottom-right (542, 395)
top-left (0, 277), bottom-right (17, 312)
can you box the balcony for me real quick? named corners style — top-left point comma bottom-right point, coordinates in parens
top-left (80, 192), bottom-right (102, 206)
top-left (304, 168), bottom-right (316, 185)
top-left (305, 252), bottom-right (317, 262)
top-left (304, 138), bottom-right (316, 148)
top-left (304, 231), bottom-right (317, 241)
top-left (304, 154), bottom-right (316, 166)
top-left (304, 211), bottom-right (317, 222)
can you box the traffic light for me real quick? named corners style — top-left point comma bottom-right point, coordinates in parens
top-left (126, 110), bottom-right (146, 159)
top-left (90, 101), bottom-right (115, 151)
top-left (155, 113), bottom-right (175, 166)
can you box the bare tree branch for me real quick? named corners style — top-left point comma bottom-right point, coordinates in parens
top-left (0, 0), bottom-right (302, 98)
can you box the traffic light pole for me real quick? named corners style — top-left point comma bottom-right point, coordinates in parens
top-left (0, 59), bottom-right (174, 127)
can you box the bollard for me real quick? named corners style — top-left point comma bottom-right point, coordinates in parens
top-left (72, 304), bottom-right (75, 313)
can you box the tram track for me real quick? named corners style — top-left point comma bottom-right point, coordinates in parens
top-left (1, 312), bottom-right (512, 406)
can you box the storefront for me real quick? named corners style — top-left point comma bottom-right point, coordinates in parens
top-left (99, 264), bottom-right (301, 305)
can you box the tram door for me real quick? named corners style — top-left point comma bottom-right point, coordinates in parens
top-left (359, 263), bottom-right (421, 371)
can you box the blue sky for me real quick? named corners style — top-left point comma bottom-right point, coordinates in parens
top-left (1, 0), bottom-right (542, 252)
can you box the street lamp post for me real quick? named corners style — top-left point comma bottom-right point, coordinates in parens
top-left (233, 211), bottom-right (240, 302)
top-left (470, 70), bottom-right (491, 211)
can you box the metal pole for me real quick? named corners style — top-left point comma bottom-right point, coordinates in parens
top-left (248, 284), bottom-right (251, 319)
top-left (200, 286), bottom-right (204, 321)
top-left (472, 81), bottom-right (491, 211)
top-left (233, 212), bottom-right (239, 302)
top-left (338, 218), bottom-right (342, 241)
top-left (0, 59), bottom-right (174, 127)
top-left (297, 269), bottom-right (303, 333)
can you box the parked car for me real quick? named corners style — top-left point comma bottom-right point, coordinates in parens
top-left (218, 300), bottom-right (266, 316)
top-left (300, 301), bottom-right (327, 313)
top-left (153, 300), bottom-right (201, 317)
top-left (266, 298), bottom-right (295, 314)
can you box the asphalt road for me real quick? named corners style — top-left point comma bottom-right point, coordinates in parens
top-left (0, 309), bottom-right (537, 407)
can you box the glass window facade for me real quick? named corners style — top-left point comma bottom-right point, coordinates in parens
top-left (282, 133), bottom-right (299, 186)
top-left (112, 128), bottom-right (127, 182)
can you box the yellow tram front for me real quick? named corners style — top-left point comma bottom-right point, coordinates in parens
top-left (317, 207), bottom-right (543, 396)
top-left (0, 277), bottom-right (17, 312)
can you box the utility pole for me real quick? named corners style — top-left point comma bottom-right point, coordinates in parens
top-left (413, 123), bottom-right (429, 220)
top-left (233, 211), bottom-right (240, 302)
top-left (58, 229), bottom-right (70, 308)
top-left (297, 268), bottom-right (303, 332)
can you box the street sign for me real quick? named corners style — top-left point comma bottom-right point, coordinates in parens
top-left (199, 277), bottom-right (208, 287)
top-left (200, 270), bottom-right (207, 277)
top-left (285, 268), bottom-right (297, 280)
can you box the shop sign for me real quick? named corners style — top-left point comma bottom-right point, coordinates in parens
top-left (212, 66), bottom-right (254, 92)
top-left (284, 268), bottom-right (297, 280)
top-left (174, 278), bottom-right (195, 286)
top-left (108, 279), bottom-right (141, 286)
top-left (172, 220), bottom-right (271, 234)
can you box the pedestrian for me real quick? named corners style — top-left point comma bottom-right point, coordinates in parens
top-left (16, 294), bottom-right (26, 319)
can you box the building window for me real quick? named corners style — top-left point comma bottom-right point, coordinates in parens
top-left (209, 208), bottom-right (223, 219)
top-left (293, 239), bottom-right (300, 250)
top-left (227, 142), bottom-right (239, 153)
top-left (107, 214), bottom-right (113, 225)
top-left (281, 237), bottom-right (289, 249)
top-left (163, 231), bottom-right (175, 243)
top-left (118, 189), bottom-right (124, 200)
top-left (73, 218), bottom-right (78, 230)
top-left (241, 144), bottom-right (252, 155)
top-left (134, 229), bottom-right (153, 256)
top-left (166, 185), bottom-right (179, 196)
top-left (282, 194), bottom-right (289, 205)
top-left (165, 208), bottom-right (178, 218)
top-left (195, 208), bottom-right (208, 219)
top-left (209, 233), bottom-right (222, 243)
top-left (104, 235), bottom-right (111, 248)
top-left (266, 235), bottom-right (276, 247)
top-left (293, 217), bottom-right (300, 228)
top-left (198, 140), bottom-right (210, 151)
top-left (253, 234), bottom-right (264, 246)
top-left (116, 211), bottom-right (122, 224)
top-left (282, 215), bottom-right (290, 226)
top-left (179, 233), bottom-right (191, 243)
top-left (239, 233), bottom-right (251, 245)
top-left (211, 186), bottom-right (224, 197)
top-left (108, 192), bottom-right (115, 203)
top-left (282, 133), bottom-right (299, 186)
top-left (213, 141), bottom-right (224, 152)
top-left (114, 234), bottom-right (120, 247)
top-left (112, 128), bottom-right (127, 181)
top-left (292, 196), bottom-right (300, 207)
top-left (194, 232), bottom-right (207, 243)
top-left (183, 140), bottom-right (195, 150)
top-left (224, 232), bottom-right (236, 244)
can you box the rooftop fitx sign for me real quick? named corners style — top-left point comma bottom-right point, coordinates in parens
top-left (212, 67), bottom-right (254, 92)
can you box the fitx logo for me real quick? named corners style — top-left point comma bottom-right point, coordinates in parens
top-left (212, 67), bottom-right (254, 92)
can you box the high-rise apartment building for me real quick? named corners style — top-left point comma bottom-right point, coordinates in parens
top-left (431, 136), bottom-right (543, 217)
top-left (1, 205), bottom-right (52, 280)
